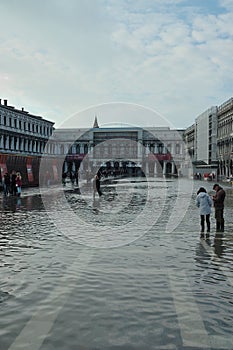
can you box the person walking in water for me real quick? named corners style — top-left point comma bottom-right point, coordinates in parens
top-left (15, 172), bottom-right (22, 197)
top-left (196, 187), bottom-right (212, 237)
top-left (3, 172), bottom-right (10, 196)
top-left (10, 170), bottom-right (17, 195)
top-left (93, 172), bottom-right (103, 199)
top-left (212, 183), bottom-right (226, 232)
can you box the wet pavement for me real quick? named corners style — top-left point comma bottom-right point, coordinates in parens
top-left (0, 178), bottom-right (233, 350)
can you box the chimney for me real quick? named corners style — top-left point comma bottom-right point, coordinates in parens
top-left (22, 107), bottom-right (24, 112)
top-left (4, 99), bottom-right (7, 106)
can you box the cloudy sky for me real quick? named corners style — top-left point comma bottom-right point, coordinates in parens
top-left (0, 0), bottom-right (232, 129)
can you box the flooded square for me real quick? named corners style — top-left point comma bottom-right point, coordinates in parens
top-left (0, 178), bottom-right (233, 350)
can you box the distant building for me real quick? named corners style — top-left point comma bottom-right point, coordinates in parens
top-left (184, 97), bottom-right (233, 180)
top-left (52, 122), bottom-right (186, 178)
top-left (184, 106), bottom-right (218, 178)
top-left (0, 98), bottom-right (54, 185)
top-left (217, 97), bottom-right (233, 178)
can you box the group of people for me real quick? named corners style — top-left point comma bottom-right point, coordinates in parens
top-left (196, 183), bottom-right (226, 237)
top-left (2, 170), bottom-right (22, 197)
top-left (62, 171), bottom-right (79, 187)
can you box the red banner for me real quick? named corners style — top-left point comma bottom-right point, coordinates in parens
top-left (26, 159), bottom-right (34, 183)
top-left (148, 153), bottom-right (171, 161)
top-left (66, 154), bottom-right (86, 160)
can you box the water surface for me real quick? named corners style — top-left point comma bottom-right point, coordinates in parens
top-left (0, 178), bottom-right (233, 350)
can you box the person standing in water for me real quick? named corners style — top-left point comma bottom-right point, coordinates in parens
top-left (93, 172), bottom-right (103, 199)
top-left (212, 183), bottom-right (226, 232)
top-left (196, 187), bottom-right (212, 237)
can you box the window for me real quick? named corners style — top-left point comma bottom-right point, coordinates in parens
top-left (176, 144), bottom-right (180, 154)
top-left (158, 143), bottom-right (163, 154)
top-left (167, 144), bottom-right (171, 153)
top-left (84, 144), bottom-right (88, 154)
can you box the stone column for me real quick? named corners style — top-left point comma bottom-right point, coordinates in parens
top-left (16, 137), bottom-right (20, 151)
top-left (10, 136), bottom-right (14, 150)
top-left (172, 161), bottom-right (175, 174)
top-left (64, 161), bottom-right (68, 173)
top-left (6, 136), bottom-right (9, 149)
top-left (138, 140), bottom-right (142, 159)
top-left (163, 161), bottom-right (167, 175)
top-left (20, 138), bottom-right (24, 152)
top-left (154, 161), bottom-right (158, 176)
top-left (80, 143), bottom-right (84, 153)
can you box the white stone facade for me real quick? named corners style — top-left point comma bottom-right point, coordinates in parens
top-left (0, 99), bottom-right (54, 155)
top-left (51, 126), bottom-right (186, 177)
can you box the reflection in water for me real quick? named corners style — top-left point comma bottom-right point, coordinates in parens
top-left (92, 198), bottom-right (100, 214)
top-left (0, 178), bottom-right (233, 350)
top-left (16, 198), bottom-right (21, 210)
top-left (1, 194), bottom-right (44, 212)
top-left (214, 232), bottom-right (225, 258)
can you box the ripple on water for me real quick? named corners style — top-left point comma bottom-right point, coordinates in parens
top-left (0, 179), bottom-right (233, 349)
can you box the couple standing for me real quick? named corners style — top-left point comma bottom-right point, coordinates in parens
top-left (196, 183), bottom-right (225, 236)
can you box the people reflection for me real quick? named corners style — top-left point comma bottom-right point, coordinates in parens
top-left (92, 198), bottom-right (100, 214)
top-left (214, 232), bottom-right (225, 258)
top-left (16, 197), bottom-right (21, 210)
top-left (1, 195), bottom-right (21, 212)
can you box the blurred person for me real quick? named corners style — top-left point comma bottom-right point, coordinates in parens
top-left (62, 172), bottom-right (67, 186)
top-left (45, 170), bottom-right (51, 187)
top-left (93, 172), bottom-right (103, 199)
top-left (3, 172), bottom-right (10, 196)
top-left (10, 170), bottom-right (17, 195)
top-left (15, 172), bottom-right (22, 197)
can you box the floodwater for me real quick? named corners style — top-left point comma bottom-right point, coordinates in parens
top-left (0, 178), bottom-right (233, 350)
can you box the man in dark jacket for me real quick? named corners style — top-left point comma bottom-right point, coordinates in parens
top-left (3, 173), bottom-right (11, 196)
top-left (212, 184), bottom-right (226, 232)
top-left (93, 172), bottom-right (103, 199)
